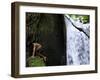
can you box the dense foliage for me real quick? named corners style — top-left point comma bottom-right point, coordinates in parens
top-left (68, 14), bottom-right (89, 24)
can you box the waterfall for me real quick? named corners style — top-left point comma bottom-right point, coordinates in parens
top-left (64, 15), bottom-right (90, 65)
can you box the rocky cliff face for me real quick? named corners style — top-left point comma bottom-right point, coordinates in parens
top-left (26, 13), bottom-right (66, 66)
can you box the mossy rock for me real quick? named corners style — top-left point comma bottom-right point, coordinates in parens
top-left (27, 56), bottom-right (46, 67)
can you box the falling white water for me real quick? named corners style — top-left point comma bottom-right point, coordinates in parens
top-left (64, 15), bottom-right (90, 65)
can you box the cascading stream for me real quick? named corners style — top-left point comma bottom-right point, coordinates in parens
top-left (64, 15), bottom-right (90, 65)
